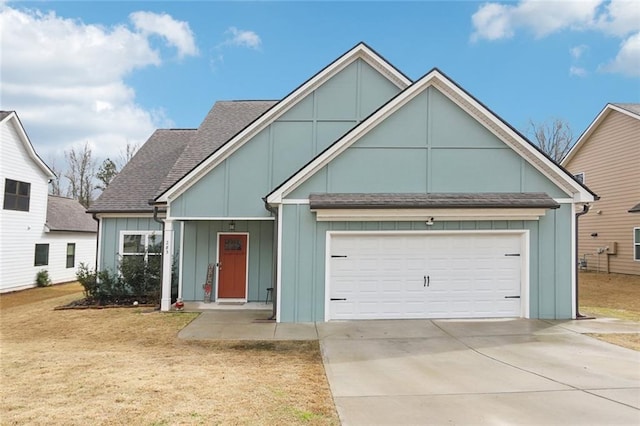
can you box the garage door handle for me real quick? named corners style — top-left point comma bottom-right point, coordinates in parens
top-left (505, 296), bottom-right (520, 299)
top-left (424, 275), bottom-right (429, 287)
top-left (330, 298), bottom-right (347, 301)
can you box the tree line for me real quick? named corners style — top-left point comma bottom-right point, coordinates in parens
top-left (49, 142), bottom-right (138, 208)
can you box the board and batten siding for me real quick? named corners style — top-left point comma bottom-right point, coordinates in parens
top-left (278, 204), bottom-right (573, 322)
top-left (0, 117), bottom-right (51, 291)
top-left (180, 220), bottom-right (273, 302)
top-left (288, 87), bottom-right (569, 198)
top-left (565, 110), bottom-right (640, 275)
top-left (98, 217), bottom-right (163, 273)
top-left (277, 84), bottom-right (575, 322)
top-left (171, 59), bottom-right (403, 219)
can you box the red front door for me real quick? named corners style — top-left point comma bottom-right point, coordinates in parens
top-left (217, 234), bottom-right (247, 299)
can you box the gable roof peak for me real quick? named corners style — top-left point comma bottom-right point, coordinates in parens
top-left (155, 42), bottom-right (413, 203)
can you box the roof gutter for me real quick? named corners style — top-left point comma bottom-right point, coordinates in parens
top-left (575, 204), bottom-right (593, 320)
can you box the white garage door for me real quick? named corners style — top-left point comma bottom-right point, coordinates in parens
top-left (328, 233), bottom-right (523, 320)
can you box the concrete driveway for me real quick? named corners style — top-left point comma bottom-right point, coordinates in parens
top-left (317, 318), bottom-right (640, 425)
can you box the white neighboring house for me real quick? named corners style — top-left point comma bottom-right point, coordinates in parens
top-left (1, 111), bottom-right (97, 293)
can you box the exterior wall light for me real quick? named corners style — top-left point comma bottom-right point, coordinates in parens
top-left (229, 220), bottom-right (235, 231)
top-left (426, 217), bottom-right (434, 226)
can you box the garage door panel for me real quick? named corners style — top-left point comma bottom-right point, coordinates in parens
top-left (329, 233), bottom-right (523, 320)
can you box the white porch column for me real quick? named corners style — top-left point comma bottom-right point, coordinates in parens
top-left (160, 219), bottom-right (174, 311)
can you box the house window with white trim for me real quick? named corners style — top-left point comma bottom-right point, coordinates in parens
top-left (3, 179), bottom-right (30, 211)
top-left (634, 228), bottom-right (640, 261)
top-left (34, 244), bottom-right (49, 266)
top-left (120, 231), bottom-right (162, 268)
top-left (66, 243), bottom-right (76, 268)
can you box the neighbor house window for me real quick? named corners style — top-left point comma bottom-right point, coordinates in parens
top-left (635, 228), bottom-right (640, 261)
top-left (3, 179), bottom-right (30, 211)
top-left (34, 244), bottom-right (49, 266)
top-left (120, 231), bottom-right (161, 267)
top-left (573, 172), bottom-right (585, 184)
top-left (66, 243), bottom-right (76, 268)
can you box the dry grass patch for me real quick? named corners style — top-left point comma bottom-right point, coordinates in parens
top-left (0, 281), bottom-right (84, 309)
top-left (579, 271), bottom-right (640, 351)
top-left (1, 287), bottom-right (338, 425)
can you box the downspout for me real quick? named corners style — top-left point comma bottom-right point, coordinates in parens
top-left (91, 213), bottom-right (100, 272)
top-left (263, 198), bottom-right (278, 321)
top-left (153, 205), bottom-right (166, 306)
top-left (575, 204), bottom-right (591, 319)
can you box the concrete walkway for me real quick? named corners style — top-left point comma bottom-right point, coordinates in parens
top-left (178, 311), bottom-right (640, 425)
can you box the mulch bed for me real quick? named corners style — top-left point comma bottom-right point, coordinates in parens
top-left (55, 297), bottom-right (158, 310)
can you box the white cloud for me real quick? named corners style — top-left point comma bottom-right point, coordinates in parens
top-left (570, 44), bottom-right (588, 59)
top-left (471, 0), bottom-right (600, 41)
top-left (224, 27), bottom-right (262, 49)
top-left (470, 3), bottom-right (514, 41)
top-left (595, 0), bottom-right (640, 37)
top-left (569, 66), bottom-right (588, 77)
top-left (130, 11), bottom-right (199, 58)
top-left (600, 32), bottom-right (640, 76)
top-left (471, 0), bottom-right (640, 77)
top-left (0, 5), bottom-right (195, 162)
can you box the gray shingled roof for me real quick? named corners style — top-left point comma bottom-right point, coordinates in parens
top-left (46, 195), bottom-right (97, 232)
top-left (88, 129), bottom-right (195, 213)
top-left (309, 193), bottom-right (560, 209)
top-left (629, 203), bottom-right (640, 213)
top-left (0, 111), bottom-right (12, 121)
top-left (156, 100), bottom-right (277, 198)
top-left (613, 103), bottom-right (640, 116)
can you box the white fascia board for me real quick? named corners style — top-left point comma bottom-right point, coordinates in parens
top-left (95, 212), bottom-right (155, 219)
top-left (312, 207), bottom-right (549, 222)
top-left (563, 104), bottom-right (640, 166)
top-left (269, 69), bottom-right (594, 205)
top-left (157, 44), bottom-right (411, 204)
top-left (428, 78), bottom-right (594, 203)
top-left (6, 113), bottom-right (55, 179)
top-left (562, 105), bottom-right (610, 166)
top-left (268, 71), bottom-right (441, 204)
top-left (167, 216), bottom-right (275, 221)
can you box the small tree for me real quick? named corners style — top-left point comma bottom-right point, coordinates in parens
top-left (526, 118), bottom-right (574, 162)
top-left (47, 157), bottom-right (64, 196)
top-left (117, 142), bottom-right (139, 170)
top-left (96, 158), bottom-right (118, 191)
top-left (64, 142), bottom-right (96, 208)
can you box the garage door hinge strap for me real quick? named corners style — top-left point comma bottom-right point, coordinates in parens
top-left (504, 296), bottom-right (521, 299)
top-left (330, 298), bottom-right (347, 301)
top-left (331, 255), bottom-right (348, 258)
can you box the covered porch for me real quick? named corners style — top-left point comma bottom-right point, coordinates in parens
top-left (160, 218), bottom-right (275, 311)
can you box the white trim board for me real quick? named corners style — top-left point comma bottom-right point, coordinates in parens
top-left (1, 112), bottom-right (55, 179)
top-left (167, 216), bottom-right (275, 221)
top-left (267, 69), bottom-right (595, 205)
top-left (156, 43), bottom-right (412, 204)
top-left (312, 207), bottom-right (551, 222)
top-left (562, 103), bottom-right (640, 166)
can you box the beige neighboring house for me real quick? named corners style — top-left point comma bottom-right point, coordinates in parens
top-left (562, 103), bottom-right (640, 275)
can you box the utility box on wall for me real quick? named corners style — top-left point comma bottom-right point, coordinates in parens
top-left (607, 241), bottom-right (617, 255)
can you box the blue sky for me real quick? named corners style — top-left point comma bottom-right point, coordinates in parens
top-left (1, 1), bottom-right (638, 165)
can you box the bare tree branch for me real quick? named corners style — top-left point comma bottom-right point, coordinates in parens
top-left (64, 142), bottom-right (96, 208)
top-left (116, 142), bottom-right (139, 170)
top-left (526, 118), bottom-right (574, 162)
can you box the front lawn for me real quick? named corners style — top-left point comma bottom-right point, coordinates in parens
top-left (579, 271), bottom-right (640, 351)
top-left (0, 283), bottom-right (338, 425)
